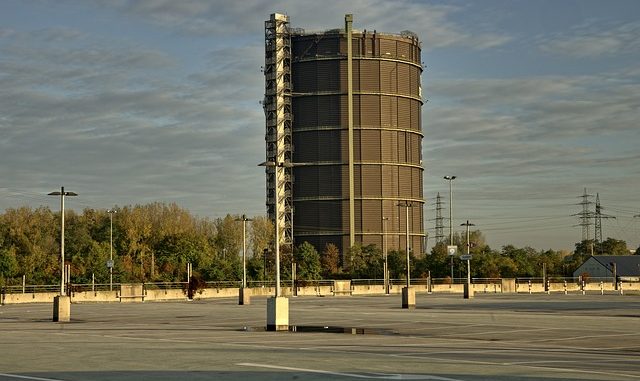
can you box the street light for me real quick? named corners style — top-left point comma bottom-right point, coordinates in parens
top-left (48, 186), bottom-right (77, 322)
top-left (48, 187), bottom-right (78, 296)
top-left (258, 160), bottom-right (290, 298)
top-left (444, 176), bottom-right (456, 282)
top-left (635, 215), bottom-right (640, 253)
top-left (382, 217), bottom-right (389, 294)
top-left (236, 214), bottom-right (252, 305)
top-left (259, 160), bottom-right (295, 330)
top-left (397, 201), bottom-right (413, 288)
top-left (107, 209), bottom-right (117, 292)
top-left (460, 220), bottom-right (475, 299)
top-left (398, 201), bottom-right (415, 309)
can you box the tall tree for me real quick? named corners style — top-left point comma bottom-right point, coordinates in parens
top-left (294, 241), bottom-right (322, 280)
top-left (249, 216), bottom-right (273, 259)
top-left (320, 243), bottom-right (340, 277)
top-left (599, 238), bottom-right (629, 256)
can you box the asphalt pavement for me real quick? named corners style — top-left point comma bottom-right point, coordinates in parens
top-left (1, 293), bottom-right (639, 380)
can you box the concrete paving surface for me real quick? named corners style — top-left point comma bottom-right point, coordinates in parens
top-left (0, 294), bottom-right (639, 380)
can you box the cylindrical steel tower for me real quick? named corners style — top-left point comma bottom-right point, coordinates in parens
top-left (288, 19), bottom-right (424, 255)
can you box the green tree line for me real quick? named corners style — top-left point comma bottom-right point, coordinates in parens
top-left (0, 203), bottom-right (635, 286)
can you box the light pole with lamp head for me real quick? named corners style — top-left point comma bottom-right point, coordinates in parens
top-left (236, 214), bottom-right (253, 305)
top-left (382, 216), bottom-right (389, 294)
top-left (107, 209), bottom-right (117, 292)
top-left (460, 220), bottom-right (475, 299)
top-left (635, 215), bottom-right (640, 249)
top-left (444, 176), bottom-right (456, 284)
top-left (259, 160), bottom-right (297, 330)
top-left (48, 186), bottom-right (77, 322)
top-left (398, 201), bottom-right (415, 309)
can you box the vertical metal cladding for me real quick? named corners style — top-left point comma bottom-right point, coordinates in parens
top-left (290, 27), bottom-right (424, 256)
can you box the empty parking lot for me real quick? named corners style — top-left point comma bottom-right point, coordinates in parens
top-left (1, 294), bottom-right (639, 380)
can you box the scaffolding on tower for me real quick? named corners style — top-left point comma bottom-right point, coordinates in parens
top-left (264, 13), bottom-right (293, 247)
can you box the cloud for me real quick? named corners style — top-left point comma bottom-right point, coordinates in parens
top-left (91, 0), bottom-right (511, 51)
top-left (423, 67), bottom-right (640, 246)
top-left (1, 1), bottom-right (638, 250)
top-left (426, 71), bottom-right (640, 142)
top-left (538, 20), bottom-right (640, 57)
top-left (0, 27), bottom-right (15, 38)
top-left (0, 19), bottom-right (267, 216)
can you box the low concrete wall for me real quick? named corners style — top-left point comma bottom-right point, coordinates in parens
top-left (333, 280), bottom-right (352, 296)
top-left (295, 285), bottom-right (333, 297)
top-left (432, 284), bottom-right (464, 293)
top-left (502, 279), bottom-right (516, 293)
top-left (2, 291), bottom-right (58, 304)
top-left (3, 281), bottom-right (639, 305)
top-left (146, 288), bottom-right (187, 301)
top-left (72, 290), bottom-right (119, 303)
top-left (475, 283), bottom-right (502, 294)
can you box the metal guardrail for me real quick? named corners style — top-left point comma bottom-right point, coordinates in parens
top-left (68, 283), bottom-right (113, 292)
top-left (144, 282), bottom-right (188, 290)
top-left (4, 277), bottom-right (638, 295)
top-left (205, 281), bottom-right (241, 289)
top-left (1, 284), bottom-right (59, 294)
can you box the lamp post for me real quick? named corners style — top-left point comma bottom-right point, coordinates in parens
top-left (236, 214), bottom-right (252, 305)
top-left (461, 220), bottom-right (475, 299)
top-left (107, 209), bottom-right (116, 292)
top-left (398, 201), bottom-right (415, 309)
top-left (635, 215), bottom-right (640, 249)
top-left (48, 187), bottom-right (77, 296)
top-left (259, 160), bottom-right (296, 330)
top-left (444, 176), bottom-right (456, 283)
top-left (382, 217), bottom-right (389, 294)
top-left (48, 186), bottom-right (77, 322)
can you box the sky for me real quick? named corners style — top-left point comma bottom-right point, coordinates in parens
top-left (1, 0), bottom-right (639, 252)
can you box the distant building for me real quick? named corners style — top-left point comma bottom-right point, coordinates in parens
top-left (573, 255), bottom-right (640, 281)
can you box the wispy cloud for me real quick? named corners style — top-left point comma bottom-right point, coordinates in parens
top-left (1, 1), bottom-right (639, 249)
top-left (538, 20), bottom-right (640, 57)
top-left (92, 0), bottom-right (511, 51)
top-left (424, 67), bottom-right (640, 240)
top-left (0, 20), bottom-right (266, 215)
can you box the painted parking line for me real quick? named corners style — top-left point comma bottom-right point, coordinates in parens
top-left (0, 373), bottom-right (66, 381)
top-left (237, 363), bottom-right (464, 380)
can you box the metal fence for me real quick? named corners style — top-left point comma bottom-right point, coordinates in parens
top-left (2, 277), bottom-right (635, 295)
top-left (1, 284), bottom-right (59, 294)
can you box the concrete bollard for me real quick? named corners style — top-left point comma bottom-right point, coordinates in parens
top-left (619, 282), bottom-right (623, 295)
top-left (564, 281), bottom-right (567, 295)
top-left (266, 296), bottom-right (289, 331)
top-left (239, 287), bottom-right (251, 305)
top-left (600, 281), bottom-right (604, 295)
top-left (464, 283), bottom-right (474, 299)
top-left (53, 295), bottom-right (71, 322)
top-left (402, 287), bottom-right (416, 309)
top-left (528, 280), bottom-right (531, 295)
